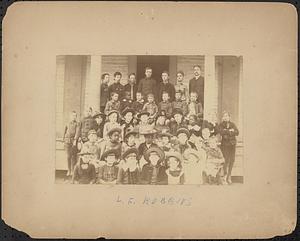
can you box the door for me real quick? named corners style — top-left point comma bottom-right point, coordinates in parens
top-left (136, 56), bottom-right (170, 84)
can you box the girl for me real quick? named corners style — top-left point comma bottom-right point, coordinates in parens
top-left (72, 151), bottom-right (96, 184)
top-left (97, 149), bottom-right (120, 184)
top-left (103, 110), bottom-right (122, 140)
top-left (218, 111), bottom-right (239, 184)
top-left (165, 152), bottom-right (184, 185)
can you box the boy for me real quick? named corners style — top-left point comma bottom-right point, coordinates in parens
top-left (97, 149), bottom-right (120, 184)
top-left (63, 111), bottom-right (80, 176)
top-left (121, 107), bottom-right (135, 135)
top-left (72, 150), bottom-right (96, 184)
top-left (132, 92), bottom-right (144, 117)
top-left (175, 71), bottom-right (189, 102)
top-left (157, 129), bottom-right (173, 152)
top-left (99, 127), bottom-right (122, 160)
top-left (82, 129), bottom-right (101, 162)
top-left (187, 92), bottom-right (203, 119)
top-left (140, 147), bottom-right (167, 185)
top-left (143, 93), bottom-right (158, 121)
top-left (138, 127), bottom-right (158, 165)
top-left (102, 110), bottom-right (122, 140)
top-left (100, 73), bottom-right (110, 112)
top-left (157, 71), bottom-right (175, 102)
top-left (104, 92), bottom-right (120, 115)
top-left (203, 136), bottom-right (225, 185)
top-left (125, 73), bottom-right (137, 101)
top-left (122, 127), bottom-right (139, 153)
top-left (120, 91), bottom-right (133, 113)
top-left (108, 71), bottom-right (124, 99)
top-left (169, 108), bottom-right (187, 136)
top-left (158, 91), bottom-right (173, 119)
top-left (93, 111), bottom-right (106, 139)
top-left (78, 107), bottom-right (97, 143)
top-left (165, 151), bottom-right (184, 185)
top-left (117, 148), bottom-right (141, 185)
top-left (182, 148), bottom-right (206, 185)
top-left (172, 90), bottom-right (188, 116)
top-left (154, 111), bottom-right (170, 133)
top-left (218, 111), bottom-right (239, 184)
top-left (174, 128), bottom-right (196, 154)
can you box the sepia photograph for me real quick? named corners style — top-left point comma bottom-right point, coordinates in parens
top-left (55, 55), bottom-right (243, 185)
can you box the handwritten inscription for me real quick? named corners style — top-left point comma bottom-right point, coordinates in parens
top-left (116, 195), bottom-right (192, 206)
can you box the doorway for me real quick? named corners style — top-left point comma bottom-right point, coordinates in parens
top-left (136, 56), bottom-right (170, 84)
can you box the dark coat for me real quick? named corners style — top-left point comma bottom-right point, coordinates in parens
top-left (157, 82), bottom-right (176, 102)
top-left (117, 168), bottom-right (141, 184)
top-left (124, 83), bottom-right (138, 101)
top-left (138, 142), bottom-right (158, 159)
top-left (72, 163), bottom-right (96, 184)
top-left (189, 76), bottom-right (204, 104)
top-left (137, 78), bottom-right (157, 100)
top-left (218, 121), bottom-right (239, 146)
top-left (140, 163), bottom-right (167, 185)
top-left (100, 83), bottom-right (109, 108)
top-left (77, 116), bottom-right (97, 142)
top-left (108, 82), bottom-right (126, 99)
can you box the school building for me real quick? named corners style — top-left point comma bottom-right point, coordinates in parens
top-left (56, 55), bottom-right (244, 181)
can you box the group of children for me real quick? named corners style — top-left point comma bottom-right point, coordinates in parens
top-left (62, 70), bottom-right (239, 185)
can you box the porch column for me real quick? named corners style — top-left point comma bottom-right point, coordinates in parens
top-left (238, 56), bottom-right (243, 141)
top-left (84, 56), bottom-right (102, 112)
top-left (56, 55), bottom-right (66, 138)
top-left (204, 55), bottom-right (218, 121)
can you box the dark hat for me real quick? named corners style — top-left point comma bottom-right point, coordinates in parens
top-left (173, 108), bottom-right (183, 116)
top-left (107, 127), bottom-right (122, 137)
top-left (176, 128), bottom-right (190, 138)
top-left (107, 110), bottom-right (119, 117)
top-left (122, 148), bottom-right (139, 159)
top-left (137, 110), bottom-right (150, 118)
top-left (144, 147), bottom-right (165, 163)
top-left (88, 129), bottom-right (97, 136)
top-left (124, 127), bottom-right (139, 139)
top-left (93, 111), bottom-right (106, 119)
top-left (121, 107), bottom-right (135, 117)
top-left (101, 148), bottom-right (120, 161)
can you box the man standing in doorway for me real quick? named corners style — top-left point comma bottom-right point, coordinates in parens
top-left (157, 71), bottom-right (175, 102)
top-left (189, 65), bottom-right (204, 106)
top-left (138, 67), bottom-right (157, 102)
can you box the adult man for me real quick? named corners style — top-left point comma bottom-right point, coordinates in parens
top-left (108, 72), bottom-right (125, 99)
top-left (137, 67), bottom-right (157, 101)
top-left (125, 73), bottom-right (137, 101)
top-left (157, 71), bottom-right (175, 102)
top-left (189, 65), bottom-right (204, 106)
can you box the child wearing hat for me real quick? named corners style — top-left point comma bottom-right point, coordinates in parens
top-left (169, 108), bottom-right (188, 136)
top-left (165, 152), bottom-right (184, 185)
top-left (103, 110), bottom-right (122, 140)
top-left (97, 149), bottom-right (120, 184)
top-left (120, 107), bottom-right (135, 137)
top-left (173, 128), bottom-right (196, 155)
top-left (203, 137), bottom-right (225, 185)
top-left (140, 147), bottom-right (167, 185)
top-left (72, 151), bottom-right (96, 184)
top-left (82, 129), bottom-right (101, 169)
top-left (122, 127), bottom-right (138, 154)
top-left (142, 93), bottom-right (158, 122)
top-left (117, 148), bottom-right (141, 185)
top-left (154, 110), bottom-right (170, 133)
top-left (104, 92), bottom-right (121, 115)
top-left (99, 127), bottom-right (122, 162)
top-left (157, 129), bottom-right (174, 153)
top-left (100, 73), bottom-right (110, 113)
top-left (182, 148), bottom-right (206, 185)
top-left (93, 111), bottom-right (106, 139)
